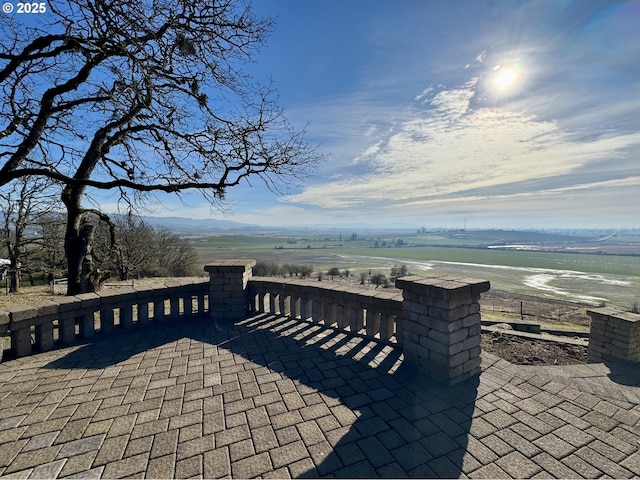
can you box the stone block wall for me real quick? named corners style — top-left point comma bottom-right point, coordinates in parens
top-left (395, 275), bottom-right (490, 385)
top-left (205, 260), bottom-right (256, 323)
top-left (588, 307), bottom-right (640, 363)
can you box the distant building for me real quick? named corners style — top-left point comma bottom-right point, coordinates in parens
top-left (0, 259), bottom-right (9, 280)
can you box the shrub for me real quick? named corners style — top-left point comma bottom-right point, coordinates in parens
top-left (327, 267), bottom-right (341, 279)
top-left (390, 263), bottom-right (409, 279)
top-left (370, 273), bottom-right (388, 288)
top-left (253, 261), bottom-right (282, 277)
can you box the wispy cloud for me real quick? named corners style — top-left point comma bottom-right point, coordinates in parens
top-left (287, 74), bottom-right (640, 223)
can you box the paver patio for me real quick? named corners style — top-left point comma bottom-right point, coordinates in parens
top-left (0, 313), bottom-right (639, 478)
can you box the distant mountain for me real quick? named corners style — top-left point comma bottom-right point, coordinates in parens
top-left (140, 216), bottom-right (257, 233)
top-left (125, 215), bottom-right (639, 238)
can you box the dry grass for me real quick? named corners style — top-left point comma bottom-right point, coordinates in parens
top-left (0, 285), bottom-right (65, 309)
top-left (0, 277), bottom-right (206, 309)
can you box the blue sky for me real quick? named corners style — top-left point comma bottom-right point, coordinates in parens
top-left (118, 0), bottom-right (640, 229)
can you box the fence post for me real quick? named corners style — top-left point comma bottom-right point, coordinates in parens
top-left (396, 275), bottom-right (490, 385)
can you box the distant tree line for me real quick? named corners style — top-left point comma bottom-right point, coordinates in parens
top-left (253, 261), bottom-right (314, 279)
top-left (253, 262), bottom-right (410, 290)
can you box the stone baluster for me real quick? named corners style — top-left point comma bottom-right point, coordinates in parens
top-left (76, 293), bottom-right (100, 338)
top-left (118, 287), bottom-right (137, 329)
top-left (33, 301), bottom-right (58, 351)
top-left (7, 304), bottom-right (36, 357)
top-left (269, 291), bottom-right (279, 314)
top-left (197, 291), bottom-right (208, 317)
top-left (279, 292), bottom-right (290, 316)
top-left (57, 296), bottom-right (80, 344)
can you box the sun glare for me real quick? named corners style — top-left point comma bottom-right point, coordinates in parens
top-left (494, 67), bottom-right (517, 89)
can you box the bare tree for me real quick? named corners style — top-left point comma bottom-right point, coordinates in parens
top-left (112, 214), bottom-right (156, 280)
top-left (0, 0), bottom-right (320, 294)
top-left (32, 212), bottom-right (67, 274)
top-left (154, 227), bottom-right (199, 277)
top-left (0, 177), bottom-right (59, 291)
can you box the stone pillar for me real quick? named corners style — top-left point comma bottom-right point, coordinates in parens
top-left (588, 307), bottom-right (640, 363)
top-left (396, 275), bottom-right (490, 386)
top-left (205, 260), bottom-right (256, 323)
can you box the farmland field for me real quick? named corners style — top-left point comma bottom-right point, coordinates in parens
top-left (190, 230), bottom-right (640, 310)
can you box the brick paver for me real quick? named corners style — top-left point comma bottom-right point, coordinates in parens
top-left (0, 313), bottom-right (639, 478)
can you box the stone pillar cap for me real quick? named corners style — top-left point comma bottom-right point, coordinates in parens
top-left (204, 259), bottom-right (256, 271)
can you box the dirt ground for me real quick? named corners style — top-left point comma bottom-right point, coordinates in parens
top-left (479, 290), bottom-right (590, 365)
top-left (481, 331), bottom-right (587, 366)
top-left (1, 279), bottom-right (590, 366)
top-left (480, 289), bottom-right (591, 327)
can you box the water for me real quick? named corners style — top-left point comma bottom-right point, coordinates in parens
top-left (338, 254), bottom-right (638, 308)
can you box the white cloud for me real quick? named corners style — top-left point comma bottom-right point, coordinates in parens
top-left (285, 78), bottom-right (640, 227)
top-left (414, 86), bottom-right (434, 102)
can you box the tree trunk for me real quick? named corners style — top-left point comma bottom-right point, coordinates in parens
top-left (8, 268), bottom-right (19, 292)
top-left (7, 245), bottom-right (19, 292)
top-left (64, 206), bottom-right (85, 295)
top-left (80, 222), bottom-right (98, 292)
top-left (63, 187), bottom-right (98, 295)
top-left (65, 216), bottom-right (101, 295)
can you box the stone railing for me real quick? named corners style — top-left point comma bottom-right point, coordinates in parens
top-left (248, 277), bottom-right (404, 344)
top-left (214, 260), bottom-right (490, 385)
top-left (588, 307), bottom-right (640, 363)
top-left (0, 278), bottom-right (209, 360)
top-left (1, 260), bottom-right (491, 385)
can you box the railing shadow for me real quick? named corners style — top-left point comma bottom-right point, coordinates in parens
top-left (45, 313), bottom-right (479, 478)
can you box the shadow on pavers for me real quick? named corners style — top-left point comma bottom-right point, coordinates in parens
top-left (44, 313), bottom-right (479, 478)
top-left (604, 359), bottom-right (640, 387)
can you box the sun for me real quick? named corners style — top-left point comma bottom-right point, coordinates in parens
top-left (494, 66), bottom-right (518, 90)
